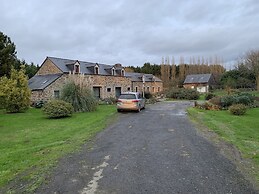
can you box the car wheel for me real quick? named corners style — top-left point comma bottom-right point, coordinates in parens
top-left (117, 109), bottom-right (121, 112)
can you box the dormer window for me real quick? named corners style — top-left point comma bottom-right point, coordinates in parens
top-left (112, 67), bottom-right (115, 76)
top-left (95, 66), bottom-right (99, 74)
top-left (121, 69), bottom-right (125, 76)
top-left (73, 61), bottom-right (80, 74)
top-left (75, 64), bottom-right (80, 73)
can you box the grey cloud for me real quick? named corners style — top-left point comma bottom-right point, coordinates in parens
top-left (0, 0), bottom-right (259, 67)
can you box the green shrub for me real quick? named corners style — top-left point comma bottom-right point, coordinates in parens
top-left (205, 93), bottom-right (215, 100)
top-left (166, 88), bottom-right (199, 100)
top-left (0, 67), bottom-right (30, 113)
top-left (61, 82), bottom-right (98, 112)
top-left (229, 104), bottom-right (247, 115)
top-left (42, 100), bottom-right (73, 118)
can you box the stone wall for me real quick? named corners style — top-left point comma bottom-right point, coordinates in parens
top-left (31, 74), bottom-right (133, 102)
top-left (36, 58), bottom-right (62, 75)
top-left (132, 81), bottom-right (163, 93)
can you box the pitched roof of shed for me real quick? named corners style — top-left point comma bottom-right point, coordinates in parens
top-left (184, 74), bottom-right (212, 84)
top-left (28, 73), bottom-right (62, 90)
top-left (125, 72), bottom-right (162, 82)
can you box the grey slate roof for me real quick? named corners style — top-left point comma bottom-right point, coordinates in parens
top-left (125, 72), bottom-right (162, 82)
top-left (47, 57), bottom-right (120, 76)
top-left (184, 74), bottom-right (212, 84)
top-left (28, 73), bottom-right (62, 90)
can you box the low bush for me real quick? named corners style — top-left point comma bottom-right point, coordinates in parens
top-left (210, 93), bottom-right (254, 109)
top-left (166, 88), bottom-right (199, 100)
top-left (205, 93), bottom-right (215, 100)
top-left (228, 104), bottom-right (247, 115)
top-left (42, 100), bottom-right (73, 118)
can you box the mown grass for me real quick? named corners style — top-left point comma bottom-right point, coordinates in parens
top-left (212, 89), bottom-right (259, 97)
top-left (0, 105), bottom-right (116, 192)
top-left (188, 107), bottom-right (259, 182)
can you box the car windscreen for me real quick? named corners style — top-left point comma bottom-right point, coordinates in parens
top-left (119, 94), bottom-right (136, 99)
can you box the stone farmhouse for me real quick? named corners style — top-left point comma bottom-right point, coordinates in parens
top-left (183, 74), bottom-right (215, 93)
top-left (28, 57), bottom-right (163, 102)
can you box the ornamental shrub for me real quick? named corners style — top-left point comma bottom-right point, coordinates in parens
top-left (42, 100), bottom-right (73, 118)
top-left (229, 104), bottom-right (247, 116)
top-left (61, 81), bottom-right (98, 112)
top-left (166, 88), bottom-right (199, 100)
top-left (0, 67), bottom-right (31, 113)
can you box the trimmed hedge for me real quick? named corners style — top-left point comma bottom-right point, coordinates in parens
top-left (166, 88), bottom-right (199, 100)
top-left (42, 100), bottom-right (73, 118)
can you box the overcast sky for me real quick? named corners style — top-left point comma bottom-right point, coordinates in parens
top-left (1, 0), bottom-right (259, 68)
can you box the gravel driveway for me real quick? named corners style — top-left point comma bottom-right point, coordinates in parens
top-left (37, 101), bottom-right (258, 194)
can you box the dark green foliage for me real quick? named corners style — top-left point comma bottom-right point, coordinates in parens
top-left (42, 100), bottom-right (73, 118)
top-left (127, 63), bottom-right (161, 76)
top-left (14, 60), bottom-right (40, 78)
top-left (229, 104), bottom-right (247, 115)
top-left (61, 82), bottom-right (98, 112)
top-left (210, 93), bottom-right (254, 109)
top-left (166, 88), bottom-right (200, 100)
top-left (0, 31), bottom-right (17, 77)
top-left (144, 91), bottom-right (153, 99)
top-left (205, 93), bottom-right (215, 100)
top-left (220, 64), bottom-right (255, 89)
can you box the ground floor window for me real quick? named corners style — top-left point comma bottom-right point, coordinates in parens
top-left (54, 90), bottom-right (60, 99)
top-left (152, 87), bottom-right (155, 92)
top-left (127, 87), bottom-right (131, 91)
top-left (107, 88), bottom-right (111, 92)
top-left (135, 86), bottom-right (138, 92)
top-left (146, 86), bottom-right (150, 92)
top-left (158, 87), bottom-right (160, 92)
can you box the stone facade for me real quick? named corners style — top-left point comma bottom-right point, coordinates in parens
top-left (36, 58), bottom-right (62, 75)
top-left (132, 81), bottom-right (163, 94)
top-left (29, 57), bottom-right (163, 102)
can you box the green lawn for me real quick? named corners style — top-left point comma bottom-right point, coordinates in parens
top-left (0, 105), bottom-right (116, 192)
top-left (212, 89), bottom-right (259, 97)
top-left (188, 107), bottom-right (259, 182)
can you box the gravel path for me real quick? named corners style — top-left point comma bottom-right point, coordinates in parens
top-left (37, 101), bottom-right (258, 194)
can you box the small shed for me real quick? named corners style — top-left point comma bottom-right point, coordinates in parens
top-left (183, 74), bottom-right (214, 93)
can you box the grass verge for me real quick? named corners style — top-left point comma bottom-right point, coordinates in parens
top-left (0, 105), bottom-right (116, 193)
top-left (188, 107), bottom-right (259, 185)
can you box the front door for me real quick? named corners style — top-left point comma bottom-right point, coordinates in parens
top-left (93, 87), bottom-right (101, 99)
top-left (115, 87), bottom-right (121, 98)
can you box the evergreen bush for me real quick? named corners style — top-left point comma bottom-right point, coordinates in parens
top-left (166, 88), bottom-right (199, 100)
top-left (0, 67), bottom-right (30, 113)
top-left (42, 100), bottom-right (73, 118)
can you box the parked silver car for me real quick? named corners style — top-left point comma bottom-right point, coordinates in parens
top-left (117, 92), bottom-right (145, 112)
